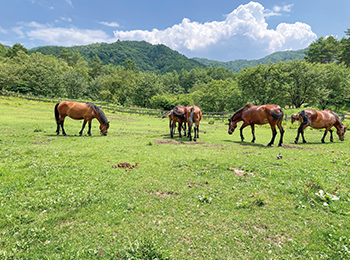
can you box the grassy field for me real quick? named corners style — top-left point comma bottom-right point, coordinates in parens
top-left (1, 96), bottom-right (350, 259)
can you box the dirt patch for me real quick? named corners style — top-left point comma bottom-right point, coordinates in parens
top-left (155, 139), bottom-right (220, 147)
top-left (112, 162), bottom-right (139, 170)
top-left (229, 167), bottom-right (254, 177)
top-left (283, 145), bottom-right (314, 150)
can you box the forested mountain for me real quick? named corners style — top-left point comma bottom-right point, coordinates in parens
top-left (29, 41), bottom-right (205, 74)
top-left (193, 49), bottom-right (307, 73)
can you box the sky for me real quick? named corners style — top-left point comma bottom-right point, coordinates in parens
top-left (1, 0), bottom-right (349, 61)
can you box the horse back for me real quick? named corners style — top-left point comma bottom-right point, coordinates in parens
top-left (58, 101), bottom-right (91, 120)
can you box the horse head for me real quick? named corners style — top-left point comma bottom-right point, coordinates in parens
top-left (228, 118), bottom-right (238, 135)
top-left (336, 125), bottom-right (347, 141)
top-left (291, 113), bottom-right (300, 124)
top-left (100, 122), bottom-right (110, 136)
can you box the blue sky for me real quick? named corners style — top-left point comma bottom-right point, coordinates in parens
top-left (1, 0), bottom-right (349, 61)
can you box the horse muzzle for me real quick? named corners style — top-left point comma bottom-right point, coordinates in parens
top-left (228, 130), bottom-right (233, 135)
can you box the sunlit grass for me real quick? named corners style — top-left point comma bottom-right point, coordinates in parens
top-left (1, 96), bottom-right (350, 259)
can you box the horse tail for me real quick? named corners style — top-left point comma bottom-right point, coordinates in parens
top-left (189, 107), bottom-right (194, 127)
top-left (271, 108), bottom-right (283, 119)
top-left (173, 107), bottom-right (186, 118)
top-left (299, 110), bottom-right (310, 124)
top-left (162, 111), bottom-right (172, 119)
top-left (54, 102), bottom-right (60, 123)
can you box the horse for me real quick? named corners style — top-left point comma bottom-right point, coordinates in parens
top-left (170, 105), bottom-right (188, 138)
top-left (228, 104), bottom-right (285, 146)
top-left (185, 105), bottom-right (202, 141)
top-left (55, 101), bottom-right (110, 136)
top-left (292, 109), bottom-right (346, 144)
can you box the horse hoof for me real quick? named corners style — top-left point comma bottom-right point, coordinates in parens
top-left (267, 143), bottom-right (272, 146)
top-left (294, 140), bottom-right (298, 144)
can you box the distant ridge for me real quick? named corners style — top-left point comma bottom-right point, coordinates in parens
top-left (193, 49), bottom-right (307, 73)
top-left (28, 40), bottom-right (306, 74)
top-left (28, 41), bottom-right (205, 74)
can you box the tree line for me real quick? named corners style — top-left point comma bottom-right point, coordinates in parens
top-left (1, 29), bottom-right (350, 112)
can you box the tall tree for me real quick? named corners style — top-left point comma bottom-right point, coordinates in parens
top-left (338, 29), bottom-right (350, 67)
top-left (6, 43), bottom-right (28, 58)
top-left (304, 36), bottom-right (339, 64)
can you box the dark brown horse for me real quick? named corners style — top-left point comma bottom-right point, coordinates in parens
top-left (228, 104), bottom-right (284, 146)
top-left (292, 109), bottom-right (346, 144)
top-left (171, 105), bottom-right (187, 138)
top-left (55, 101), bottom-right (109, 136)
top-left (185, 105), bottom-right (202, 141)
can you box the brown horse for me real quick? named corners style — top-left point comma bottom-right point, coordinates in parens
top-left (186, 105), bottom-right (202, 141)
top-left (228, 104), bottom-right (285, 146)
top-left (292, 109), bottom-right (346, 144)
top-left (55, 101), bottom-right (109, 136)
top-left (171, 105), bottom-right (187, 138)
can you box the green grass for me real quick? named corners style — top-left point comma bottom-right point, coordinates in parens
top-left (1, 96), bottom-right (350, 259)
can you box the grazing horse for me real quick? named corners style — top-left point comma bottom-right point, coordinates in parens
top-left (186, 105), bottom-right (202, 141)
top-left (55, 101), bottom-right (109, 136)
top-left (228, 104), bottom-right (285, 146)
top-left (292, 109), bottom-right (346, 144)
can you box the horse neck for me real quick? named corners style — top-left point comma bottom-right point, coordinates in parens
top-left (94, 110), bottom-right (104, 126)
top-left (231, 112), bottom-right (243, 122)
top-left (333, 116), bottom-right (344, 130)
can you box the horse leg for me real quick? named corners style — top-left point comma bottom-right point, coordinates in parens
top-left (193, 125), bottom-right (198, 142)
top-left (277, 121), bottom-right (285, 147)
top-left (329, 129), bottom-right (333, 142)
top-left (170, 122), bottom-right (175, 138)
top-left (87, 121), bottom-right (92, 136)
top-left (56, 119), bottom-right (60, 135)
top-left (240, 122), bottom-right (249, 142)
top-left (178, 122), bottom-right (182, 138)
top-left (250, 124), bottom-right (255, 143)
top-left (183, 123), bottom-right (187, 137)
top-left (267, 125), bottom-right (277, 146)
top-left (79, 120), bottom-right (87, 136)
top-left (294, 122), bottom-right (308, 144)
top-left (188, 122), bottom-right (193, 141)
top-left (60, 120), bottom-right (67, 136)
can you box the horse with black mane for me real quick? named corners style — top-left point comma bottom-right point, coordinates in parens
top-left (292, 109), bottom-right (346, 144)
top-left (168, 105), bottom-right (187, 138)
top-left (228, 104), bottom-right (284, 146)
top-left (186, 105), bottom-right (202, 141)
top-left (55, 101), bottom-right (110, 136)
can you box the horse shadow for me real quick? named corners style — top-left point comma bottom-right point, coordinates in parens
top-left (223, 140), bottom-right (272, 148)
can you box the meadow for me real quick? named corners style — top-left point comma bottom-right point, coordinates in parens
top-left (1, 96), bottom-right (350, 259)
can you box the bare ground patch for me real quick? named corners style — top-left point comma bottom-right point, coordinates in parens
top-left (228, 167), bottom-right (255, 177)
top-left (282, 144), bottom-right (314, 150)
top-left (155, 139), bottom-right (220, 147)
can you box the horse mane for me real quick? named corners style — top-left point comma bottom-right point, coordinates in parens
top-left (230, 104), bottom-right (252, 120)
top-left (86, 102), bottom-right (109, 125)
top-left (330, 111), bottom-right (344, 126)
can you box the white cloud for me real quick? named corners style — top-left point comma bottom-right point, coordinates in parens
top-left (99, 21), bottom-right (120, 28)
top-left (113, 2), bottom-right (316, 54)
top-left (27, 27), bottom-right (111, 46)
top-left (65, 0), bottom-right (73, 8)
top-left (0, 26), bottom-right (8, 34)
top-left (13, 27), bottom-right (25, 38)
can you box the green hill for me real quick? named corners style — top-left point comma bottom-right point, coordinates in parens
top-left (29, 41), bottom-right (205, 74)
top-left (193, 49), bottom-right (307, 73)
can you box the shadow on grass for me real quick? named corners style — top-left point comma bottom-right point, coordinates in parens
top-left (223, 139), bottom-right (271, 148)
